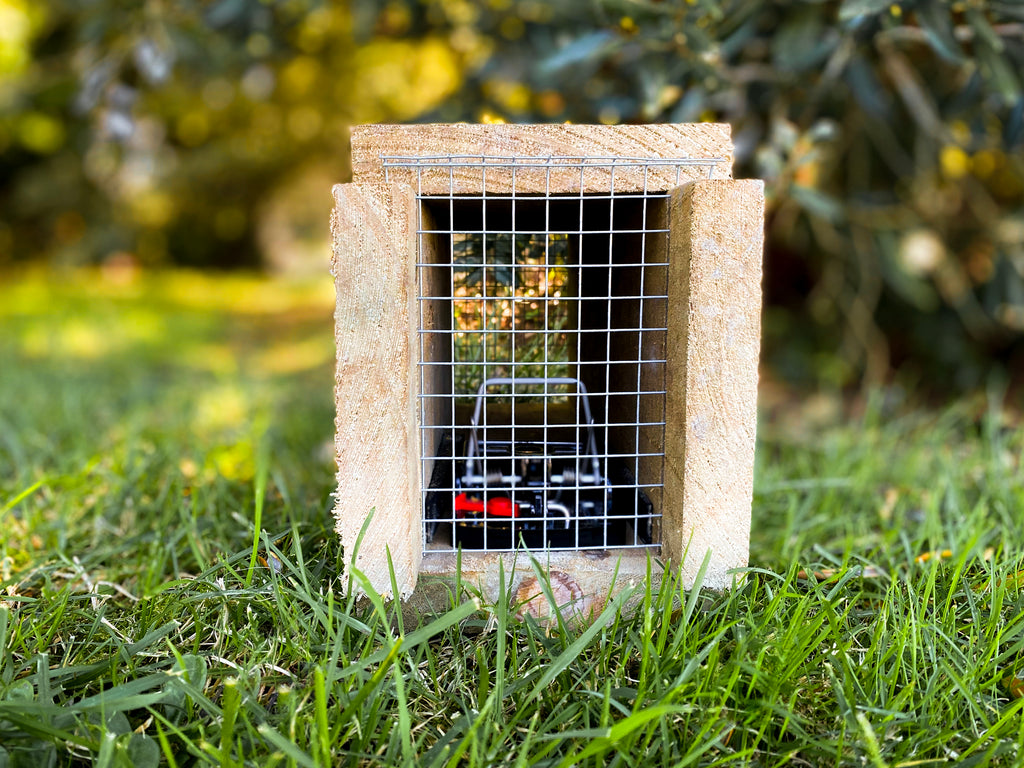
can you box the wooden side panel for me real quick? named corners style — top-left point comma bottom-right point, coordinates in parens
top-left (638, 200), bottom-right (669, 536)
top-left (351, 123), bottom-right (733, 194)
top-left (417, 203), bottom-right (451, 537)
top-left (331, 182), bottom-right (420, 598)
top-left (662, 180), bottom-right (764, 590)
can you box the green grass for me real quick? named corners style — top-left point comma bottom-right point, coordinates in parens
top-left (1, 268), bottom-right (1023, 767)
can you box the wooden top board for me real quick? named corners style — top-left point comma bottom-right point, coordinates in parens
top-left (350, 123), bottom-right (733, 195)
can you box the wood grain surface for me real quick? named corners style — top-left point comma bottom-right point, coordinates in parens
top-left (331, 182), bottom-right (421, 598)
top-left (662, 179), bottom-right (764, 590)
top-left (351, 123), bottom-right (733, 194)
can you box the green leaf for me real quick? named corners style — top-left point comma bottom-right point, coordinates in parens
top-left (977, 40), bottom-right (1021, 103)
top-left (123, 621), bottom-right (180, 659)
top-left (844, 58), bottom-right (890, 118)
top-left (966, 8), bottom-right (1004, 52)
top-left (790, 185), bottom-right (845, 223)
top-left (528, 584), bottom-right (637, 699)
top-left (157, 651), bottom-right (206, 725)
top-left (838, 0), bottom-right (891, 21)
top-left (538, 31), bottom-right (617, 76)
top-left (205, 0), bottom-right (247, 28)
top-left (2, 680), bottom-right (34, 703)
top-left (0, 480), bottom-right (43, 515)
top-left (95, 732), bottom-right (117, 768)
top-left (0, 710), bottom-right (97, 750)
top-left (772, 9), bottom-right (835, 73)
top-left (73, 672), bottom-right (173, 712)
top-left (258, 724), bottom-right (318, 768)
top-left (554, 705), bottom-right (693, 767)
top-left (1005, 99), bottom-right (1024, 146)
top-left (173, 654), bottom-right (207, 691)
top-left (104, 711), bottom-right (131, 736)
top-left (916, 0), bottom-right (964, 62)
top-left (333, 599), bottom-right (478, 679)
top-left (125, 733), bottom-right (161, 768)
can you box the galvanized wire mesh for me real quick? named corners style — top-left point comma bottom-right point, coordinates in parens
top-left (385, 155), bottom-right (716, 553)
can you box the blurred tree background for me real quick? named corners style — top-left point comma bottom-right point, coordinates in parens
top-left (2, 0), bottom-right (1022, 390)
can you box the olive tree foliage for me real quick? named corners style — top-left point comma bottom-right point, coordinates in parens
top-left (1, 0), bottom-right (463, 268)
top-left (404, 0), bottom-right (1024, 387)
top-left (2, 0), bottom-right (337, 267)
top-left (2, 0), bottom-right (1022, 385)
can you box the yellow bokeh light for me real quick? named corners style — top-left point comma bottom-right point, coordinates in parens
top-left (180, 343), bottom-right (237, 375)
top-left (940, 145), bottom-right (970, 180)
top-left (207, 442), bottom-right (256, 482)
top-left (131, 192), bottom-right (175, 228)
top-left (296, 8), bottom-right (333, 52)
top-left (536, 90), bottom-right (565, 117)
top-left (972, 149), bottom-right (1001, 179)
top-left (281, 55), bottom-right (320, 98)
top-left (439, 0), bottom-right (480, 26)
top-left (176, 111), bottom-right (210, 146)
top-left (256, 334), bottom-right (333, 375)
top-left (60, 319), bottom-right (109, 359)
top-left (351, 37), bottom-right (462, 122)
top-left (18, 112), bottom-right (64, 154)
top-left (195, 384), bottom-right (250, 434)
top-left (0, 0), bottom-right (44, 78)
top-left (484, 79), bottom-right (531, 113)
top-left (246, 33), bottom-right (271, 58)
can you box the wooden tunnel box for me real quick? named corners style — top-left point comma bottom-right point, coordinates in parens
top-left (331, 124), bottom-right (763, 607)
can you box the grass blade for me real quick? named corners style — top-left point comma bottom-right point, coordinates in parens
top-left (528, 583), bottom-right (637, 699)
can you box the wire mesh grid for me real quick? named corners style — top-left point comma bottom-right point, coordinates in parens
top-left (387, 155), bottom-right (711, 553)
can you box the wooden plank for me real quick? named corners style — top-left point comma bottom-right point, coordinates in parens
top-left (662, 179), bottom-right (764, 590)
top-left (351, 123), bottom-right (733, 194)
top-left (638, 199), bottom-right (669, 539)
top-left (417, 203), bottom-right (448, 538)
top-left (416, 550), bottom-right (657, 624)
top-left (331, 182), bottom-right (420, 598)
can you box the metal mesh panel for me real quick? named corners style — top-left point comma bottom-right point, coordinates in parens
top-left (385, 155), bottom-right (720, 553)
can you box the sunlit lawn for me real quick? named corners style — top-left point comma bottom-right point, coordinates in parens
top-left (2, 268), bottom-right (1024, 766)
